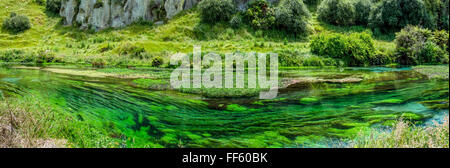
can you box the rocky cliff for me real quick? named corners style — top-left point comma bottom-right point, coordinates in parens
top-left (59, 0), bottom-right (278, 31)
top-left (60, 0), bottom-right (200, 31)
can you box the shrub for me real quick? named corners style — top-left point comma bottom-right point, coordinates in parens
top-left (424, 0), bottom-right (449, 30)
top-left (354, 0), bottom-right (373, 26)
top-left (244, 0), bottom-right (276, 30)
top-left (275, 0), bottom-right (311, 35)
top-left (116, 43), bottom-right (146, 59)
top-left (318, 0), bottom-right (356, 26)
top-left (46, 0), bottom-right (62, 14)
top-left (151, 57), bottom-right (164, 67)
top-left (230, 15), bottom-right (243, 29)
top-left (198, 0), bottom-right (236, 23)
top-left (369, 0), bottom-right (433, 32)
top-left (395, 26), bottom-right (448, 65)
top-left (370, 49), bottom-right (394, 65)
top-left (431, 30), bottom-right (449, 53)
top-left (34, 0), bottom-right (46, 5)
top-left (310, 32), bottom-right (376, 66)
top-left (2, 13), bottom-right (31, 33)
top-left (303, 0), bottom-right (322, 6)
top-left (350, 115), bottom-right (449, 148)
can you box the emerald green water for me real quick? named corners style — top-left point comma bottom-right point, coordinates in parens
top-left (0, 66), bottom-right (448, 148)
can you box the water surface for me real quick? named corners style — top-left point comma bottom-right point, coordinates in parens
top-left (0, 66), bottom-right (448, 148)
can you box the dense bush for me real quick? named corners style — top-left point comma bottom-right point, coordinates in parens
top-left (424, 0), bottom-right (449, 30)
top-left (369, 0), bottom-right (433, 31)
top-left (46, 0), bottom-right (62, 14)
top-left (34, 0), bottom-right (46, 5)
top-left (198, 0), bottom-right (236, 23)
top-left (431, 30), bottom-right (449, 52)
top-left (370, 50), bottom-right (394, 65)
top-left (318, 0), bottom-right (355, 26)
top-left (275, 0), bottom-right (311, 35)
top-left (310, 32), bottom-right (376, 66)
top-left (395, 26), bottom-right (449, 65)
top-left (2, 13), bottom-right (31, 33)
top-left (303, 0), bottom-right (322, 6)
top-left (244, 0), bottom-right (276, 30)
top-left (354, 0), bottom-right (373, 25)
top-left (417, 41), bottom-right (446, 64)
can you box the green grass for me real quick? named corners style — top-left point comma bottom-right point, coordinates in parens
top-left (0, 0), bottom-right (398, 68)
top-left (349, 115), bottom-right (449, 148)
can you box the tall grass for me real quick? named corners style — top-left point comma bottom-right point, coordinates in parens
top-left (0, 95), bottom-right (118, 148)
top-left (0, 96), bottom-right (66, 147)
top-left (349, 115), bottom-right (449, 148)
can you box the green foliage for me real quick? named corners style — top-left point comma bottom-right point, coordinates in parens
top-left (394, 26), bottom-right (449, 65)
top-left (424, 0), bottom-right (449, 30)
top-left (370, 49), bottom-right (394, 65)
top-left (318, 0), bottom-right (356, 26)
top-left (229, 15), bottom-right (243, 29)
top-left (94, 0), bottom-right (104, 8)
top-left (46, 0), bottom-right (62, 14)
top-left (34, 0), bottom-right (46, 5)
top-left (198, 0), bottom-right (236, 23)
top-left (244, 0), bottom-right (276, 30)
top-left (276, 49), bottom-right (340, 67)
top-left (417, 41), bottom-right (446, 64)
top-left (431, 30), bottom-right (449, 53)
top-left (274, 0), bottom-right (311, 35)
top-left (310, 32), bottom-right (376, 66)
top-left (115, 43), bottom-right (146, 59)
top-left (354, 0), bottom-right (373, 26)
top-left (369, 0), bottom-right (433, 32)
top-left (303, 0), bottom-right (322, 6)
top-left (2, 13), bottom-right (31, 34)
top-left (151, 57), bottom-right (164, 67)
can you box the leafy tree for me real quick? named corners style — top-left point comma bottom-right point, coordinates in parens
top-left (198, 0), bottom-right (236, 23)
top-left (318, 0), bottom-right (356, 26)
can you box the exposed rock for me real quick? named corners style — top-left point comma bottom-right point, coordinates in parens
top-left (59, 0), bottom-right (276, 31)
top-left (60, 0), bottom-right (78, 25)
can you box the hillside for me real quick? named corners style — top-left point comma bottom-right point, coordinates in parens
top-left (1, 0), bottom-right (397, 67)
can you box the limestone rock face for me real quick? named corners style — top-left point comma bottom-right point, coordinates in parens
top-left (60, 0), bottom-right (78, 25)
top-left (59, 0), bottom-right (274, 31)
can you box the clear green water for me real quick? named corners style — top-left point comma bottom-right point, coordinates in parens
top-left (0, 66), bottom-right (448, 148)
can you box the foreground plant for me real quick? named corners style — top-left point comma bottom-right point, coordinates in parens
top-left (350, 115), bottom-right (449, 148)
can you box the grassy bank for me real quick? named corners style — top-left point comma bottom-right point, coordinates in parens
top-left (0, 95), bottom-right (119, 148)
top-left (349, 115), bottom-right (449, 148)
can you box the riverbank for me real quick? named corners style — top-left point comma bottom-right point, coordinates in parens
top-left (349, 115), bottom-right (449, 148)
top-left (1, 94), bottom-right (448, 148)
top-left (1, 65), bottom-right (448, 148)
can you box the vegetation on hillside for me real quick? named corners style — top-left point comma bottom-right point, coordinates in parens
top-left (0, 0), bottom-right (448, 68)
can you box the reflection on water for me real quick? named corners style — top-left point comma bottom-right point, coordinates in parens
top-left (0, 66), bottom-right (448, 148)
